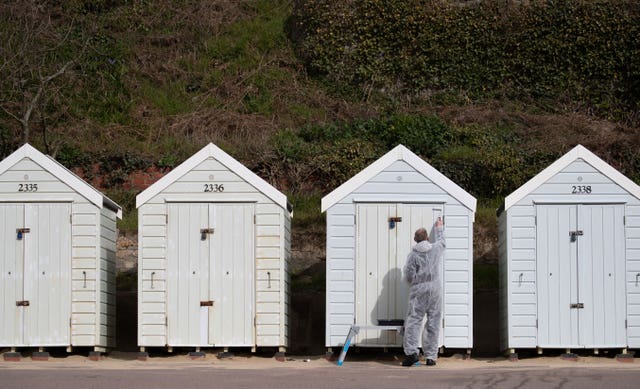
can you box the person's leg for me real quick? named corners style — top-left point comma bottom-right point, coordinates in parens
top-left (403, 289), bottom-right (427, 357)
top-left (423, 289), bottom-right (442, 362)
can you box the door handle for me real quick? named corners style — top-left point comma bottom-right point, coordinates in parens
top-left (16, 301), bottom-right (30, 306)
top-left (388, 217), bottom-right (402, 229)
top-left (570, 303), bottom-right (584, 309)
top-left (16, 228), bottom-right (30, 240)
top-left (569, 230), bottom-right (583, 242)
top-left (200, 228), bottom-right (214, 240)
top-left (200, 301), bottom-right (214, 307)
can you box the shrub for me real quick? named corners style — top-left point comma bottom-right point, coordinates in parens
top-left (293, 0), bottom-right (640, 123)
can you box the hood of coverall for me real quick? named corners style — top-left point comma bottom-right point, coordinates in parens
top-left (413, 240), bottom-right (432, 253)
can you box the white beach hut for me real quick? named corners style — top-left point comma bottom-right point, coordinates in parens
top-left (136, 143), bottom-right (291, 353)
top-left (498, 144), bottom-right (640, 356)
top-left (322, 144), bottom-right (476, 354)
top-left (0, 144), bottom-right (121, 355)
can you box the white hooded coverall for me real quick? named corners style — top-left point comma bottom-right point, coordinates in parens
top-left (402, 225), bottom-right (446, 359)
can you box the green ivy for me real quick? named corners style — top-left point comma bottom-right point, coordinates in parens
top-left (294, 0), bottom-right (640, 123)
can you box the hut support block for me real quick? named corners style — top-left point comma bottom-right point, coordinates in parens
top-left (32, 352), bottom-right (49, 361)
top-left (88, 351), bottom-right (102, 361)
top-left (3, 352), bottom-right (21, 362)
top-left (274, 351), bottom-right (286, 362)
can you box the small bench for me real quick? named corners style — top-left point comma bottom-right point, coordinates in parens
top-left (337, 320), bottom-right (404, 366)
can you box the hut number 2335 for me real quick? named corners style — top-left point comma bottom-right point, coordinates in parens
top-left (571, 185), bottom-right (592, 194)
top-left (18, 183), bottom-right (38, 192)
top-left (204, 184), bottom-right (224, 192)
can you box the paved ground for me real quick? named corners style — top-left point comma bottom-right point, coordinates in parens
top-left (1, 352), bottom-right (639, 388)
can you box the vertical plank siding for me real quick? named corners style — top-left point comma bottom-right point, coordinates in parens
top-left (503, 158), bottom-right (640, 350)
top-left (326, 160), bottom-right (474, 349)
top-left (1, 156), bottom-right (118, 349)
top-left (138, 156), bottom-right (289, 349)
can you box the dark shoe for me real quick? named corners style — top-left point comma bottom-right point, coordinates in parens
top-left (402, 353), bottom-right (420, 366)
top-left (426, 358), bottom-right (436, 366)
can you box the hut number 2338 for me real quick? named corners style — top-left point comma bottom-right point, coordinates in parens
top-left (204, 184), bottom-right (224, 192)
top-left (571, 185), bottom-right (592, 194)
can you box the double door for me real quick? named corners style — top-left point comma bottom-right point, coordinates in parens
top-left (355, 203), bottom-right (443, 347)
top-left (536, 204), bottom-right (626, 348)
top-left (0, 203), bottom-right (71, 347)
top-left (167, 203), bottom-right (255, 347)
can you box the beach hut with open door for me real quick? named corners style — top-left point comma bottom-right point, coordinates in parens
top-left (0, 144), bottom-right (121, 356)
top-left (136, 143), bottom-right (291, 355)
top-left (322, 144), bottom-right (476, 354)
top-left (498, 145), bottom-right (640, 357)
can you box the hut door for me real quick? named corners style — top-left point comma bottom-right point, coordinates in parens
top-left (207, 204), bottom-right (254, 347)
top-left (576, 204), bottom-right (626, 348)
top-left (0, 203), bottom-right (71, 347)
top-left (167, 203), bottom-right (254, 347)
top-left (355, 203), bottom-right (442, 347)
top-left (536, 204), bottom-right (626, 348)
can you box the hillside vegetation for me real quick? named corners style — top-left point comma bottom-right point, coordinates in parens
top-left (1, 1), bottom-right (639, 281)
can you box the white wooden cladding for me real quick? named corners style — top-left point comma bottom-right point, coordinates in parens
top-left (138, 147), bottom-right (290, 349)
top-left (355, 203), bottom-right (443, 346)
top-left (325, 156), bottom-right (475, 349)
top-left (536, 204), bottom-right (626, 348)
top-left (0, 203), bottom-right (72, 346)
top-left (500, 152), bottom-right (640, 350)
top-left (166, 203), bottom-right (254, 347)
top-left (0, 150), bottom-right (119, 349)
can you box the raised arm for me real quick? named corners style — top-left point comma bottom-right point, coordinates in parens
top-left (430, 218), bottom-right (446, 258)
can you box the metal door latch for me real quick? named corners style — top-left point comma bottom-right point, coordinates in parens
top-left (388, 217), bottom-right (402, 229)
top-left (569, 230), bottom-right (583, 242)
top-left (16, 300), bottom-right (30, 306)
top-left (16, 228), bottom-right (30, 240)
top-left (570, 303), bottom-right (584, 309)
top-left (200, 228), bottom-right (214, 240)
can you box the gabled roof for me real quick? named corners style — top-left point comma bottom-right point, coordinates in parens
top-left (321, 144), bottom-right (477, 213)
top-left (136, 143), bottom-right (290, 213)
top-left (0, 143), bottom-right (122, 218)
top-left (504, 144), bottom-right (640, 211)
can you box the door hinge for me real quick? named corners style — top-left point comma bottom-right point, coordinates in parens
top-left (70, 213), bottom-right (72, 224)
top-left (442, 318), bottom-right (445, 328)
top-left (354, 215), bottom-right (357, 225)
top-left (624, 216), bottom-right (626, 226)
top-left (536, 319), bottom-right (538, 328)
top-left (165, 316), bottom-right (168, 327)
top-left (165, 214), bottom-right (168, 224)
top-left (254, 214), bottom-right (256, 224)
top-left (534, 216), bottom-right (537, 226)
top-left (625, 319), bottom-right (628, 329)
top-left (70, 317), bottom-right (72, 328)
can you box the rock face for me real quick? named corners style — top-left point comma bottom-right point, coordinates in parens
top-left (116, 233), bottom-right (138, 272)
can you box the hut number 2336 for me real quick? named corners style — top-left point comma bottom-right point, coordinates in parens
top-left (204, 184), bottom-right (224, 192)
top-left (571, 185), bottom-right (592, 194)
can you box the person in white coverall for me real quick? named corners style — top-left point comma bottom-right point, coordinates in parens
top-left (402, 217), bottom-right (445, 367)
